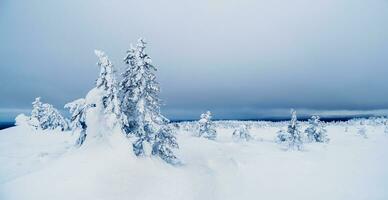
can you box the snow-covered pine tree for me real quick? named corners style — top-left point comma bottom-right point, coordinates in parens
top-left (65, 98), bottom-right (96, 147)
top-left (198, 111), bottom-right (217, 140)
top-left (119, 38), bottom-right (179, 164)
top-left (40, 104), bottom-right (69, 131)
top-left (29, 97), bottom-right (68, 131)
top-left (94, 50), bottom-right (121, 127)
top-left (384, 121), bottom-right (388, 134)
top-left (29, 97), bottom-right (44, 129)
top-left (276, 109), bottom-right (303, 150)
top-left (232, 124), bottom-right (252, 141)
top-left (305, 115), bottom-right (329, 143)
top-left (152, 126), bottom-right (179, 164)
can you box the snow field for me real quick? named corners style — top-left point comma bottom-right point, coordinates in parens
top-left (0, 122), bottom-right (387, 200)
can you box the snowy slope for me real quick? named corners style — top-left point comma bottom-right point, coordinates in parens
top-left (0, 122), bottom-right (387, 200)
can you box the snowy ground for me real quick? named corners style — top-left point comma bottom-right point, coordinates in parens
top-left (0, 121), bottom-right (387, 200)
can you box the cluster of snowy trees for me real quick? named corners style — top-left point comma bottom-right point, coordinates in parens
top-left (276, 109), bottom-right (329, 150)
top-left (28, 97), bottom-right (69, 131)
top-left (232, 125), bottom-right (252, 142)
top-left (24, 38), bottom-right (179, 165)
top-left (305, 115), bottom-right (329, 143)
top-left (196, 111), bottom-right (253, 142)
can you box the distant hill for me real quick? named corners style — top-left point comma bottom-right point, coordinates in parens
top-left (0, 122), bottom-right (15, 130)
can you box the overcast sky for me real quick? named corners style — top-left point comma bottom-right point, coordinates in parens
top-left (1, 0), bottom-right (388, 120)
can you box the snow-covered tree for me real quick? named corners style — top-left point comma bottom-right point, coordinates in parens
top-left (276, 109), bottom-right (303, 150)
top-left (29, 97), bottom-right (44, 129)
top-left (276, 129), bottom-right (289, 143)
top-left (384, 121), bottom-right (388, 134)
top-left (119, 38), bottom-right (179, 164)
top-left (65, 98), bottom-right (96, 147)
top-left (94, 50), bottom-right (121, 127)
top-left (29, 97), bottom-right (68, 131)
top-left (232, 124), bottom-right (252, 141)
top-left (305, 115), bottom-right (329, 143)
top-left (198, 111), bottom-right (217, 140)
top-left (152, 126), bottom-right (179, 164)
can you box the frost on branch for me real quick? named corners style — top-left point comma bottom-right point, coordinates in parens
top-left (198, 111), bottom-right (217, 140)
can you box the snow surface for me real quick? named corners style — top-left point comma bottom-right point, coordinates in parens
top-left (1, 121), bottom-right (388, 200)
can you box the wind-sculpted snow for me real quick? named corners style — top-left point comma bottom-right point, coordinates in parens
top-left (1, 119), bottom-right (388, 200)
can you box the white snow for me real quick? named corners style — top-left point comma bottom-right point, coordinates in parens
top-left (1, 121), bottom-right (388, 200)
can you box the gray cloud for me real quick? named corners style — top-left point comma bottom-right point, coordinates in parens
top-left (1, 0), bottom-right (388, 120)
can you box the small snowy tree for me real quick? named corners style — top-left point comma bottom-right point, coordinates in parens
top-left (276, 109), bottom-right (303, 150)
top-left (29, 97), bottom-right (44, 129)
top-left (384, 121), bottom-right (388, 134)
top-left (152, 126), bottom-right (179, 164)
top-left (305, 115), bottom-right (329, 143)
top-left (65, 98), bottom-right (96, 147)
top-left (344, 126), bottom-right (349, 133)
top-left (232, 124), bottom-right (252, 141)
top-left (119, 38), bottom-right (179, 164)
top-left (357, 126), bottom-right (368, 139)
top-left (276, 129), bottom-right (289, 143)
top-left (29, 97), bottom-right (68, 131)
top-left (198, 111), bottom-right (217, 140)
top-left (94, 50), bottom-right (121, 127)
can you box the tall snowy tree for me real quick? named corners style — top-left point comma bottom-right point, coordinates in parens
top-left (276, 109), bottom-right (303, 150)
top-left (94, 50), bottom-right (121, 127)
top-left (198, 111), bottom-right (217, 140)
top-left (232, 124), bottom-right (252, 141)
top-left (29, 97), bottom-right (68, 131)
top-left (119, 38), bottom-right (179, 164)
top-left (305, 115), bottom-right (329, 143)
top-left (65, 98), bottom-right (96, 147)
